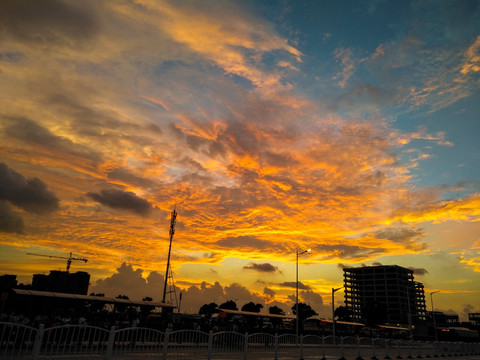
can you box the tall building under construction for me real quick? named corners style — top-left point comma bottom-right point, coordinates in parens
top-left (343, 265), bottom-right (426, 325)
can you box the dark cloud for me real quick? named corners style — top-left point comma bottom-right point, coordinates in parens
top-left (372, 225), bottom-right (427, 252)
top-left (278, 281), bottom-right (311, 290)
top-left (0, 163), bottom-right (59, 214)
top-left (374, 226), bottom-right (425, 243)
top-left (87, 189), bottom-right (153, 216)
top-left (107, 168), bottom-right (154, 188)
top-left (0, 0), bottom-right (99, 45)
top-left (408, 267), bottom-right (429, 275)
top-left (47, 94), bottom-right (158, 145)
top-left (287, 289), bottom-right (326, 315)
top-left (224, 121), bottom-right (258, 154)
top-left (301, 290), bottom-right (325, 307)
top-left (243, 262), bottom-right (279, 273)
top-left (261, 150), bottom-right (298, 168)
top-left (263, 287), bottom-right (275, 298)
top-left (168, 123), bottom-right (228, 159)
top-left (216, 236), bottom-right (278, 251)
top-left (333, 83), bottom-right (399, 112)
top-left (3, 116), bottom-right (100, 162)
top-left (0, 201), bottom-right (24, 234)
top-left (316, 244), bottom-right (387, 260)
top-left (207, 139), bottom-right (227, 158)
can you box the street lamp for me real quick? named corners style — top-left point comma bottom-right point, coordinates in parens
top-left (332, 287), bottom-right (342, 344)
top-left (430, 291), bottom-right (440, 342)
top-left (296, 248), bottom-right (311, 342)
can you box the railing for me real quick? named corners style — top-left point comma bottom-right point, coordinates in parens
top-left (1, 321), bottom-right (479, 359)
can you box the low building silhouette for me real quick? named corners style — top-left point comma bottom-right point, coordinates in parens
top-left (0, 275), bottom-right (18, 291)
top-left (32, 270), bottom-right (90, 295)
top-left (469, 313), bottom-right (480, 327)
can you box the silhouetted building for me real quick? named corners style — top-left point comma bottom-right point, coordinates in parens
top-left (0, 275), bottom-right (17, 291)
top-left (469, 313), bottom-right (480, 326)
top-left (32, 270), bottom-right (90, 295)
top-left (343, 265), bottom-right (426, 325)
top-left (426, 311), bottom-right (459, 326)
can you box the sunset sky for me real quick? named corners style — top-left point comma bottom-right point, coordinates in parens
top-left (0, 0), bottom-right (479, 321)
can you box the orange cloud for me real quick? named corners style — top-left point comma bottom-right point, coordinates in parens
top-left (460, 35), bottom-right (480, 75)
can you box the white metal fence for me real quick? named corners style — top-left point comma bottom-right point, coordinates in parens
top-left (1, 321), bottom-right (479, 359)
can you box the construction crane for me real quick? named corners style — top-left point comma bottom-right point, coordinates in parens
top-left (26, 252), bottom-right (88, 272)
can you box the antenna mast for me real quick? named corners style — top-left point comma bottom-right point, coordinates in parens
top-left (162, 207), bottom-right (178, 306)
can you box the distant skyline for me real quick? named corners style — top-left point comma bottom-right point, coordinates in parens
top-left (0, 0), bottom-right (479, 321)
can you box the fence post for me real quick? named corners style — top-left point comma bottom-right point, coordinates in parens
top-left (356, 336), bottom-right (362, 360)
top-left (385, 339), bottom-right (391, 359)
top-left (371, 338), bottom-right (377, 360)
top-left (299, 334), bottom-right (304, 360)
top-left (105, 326), bottom-right (116, 360)
top-left (32, 324), bottom-right (44, 360)
top-left (274, 333), bottom-right (278, 360)
top-left (162, 329), bottom-right (170, 360)
top-left (321, 335), bottom-right (326, 360)
top-left (339, 336), bottom-right (346, 360)
top-left (207, 330), bottom-right (213, 360)
top-left (244, 332), bottom-right (248, 360)
top-left (406, 340), bottom-right (413, 359)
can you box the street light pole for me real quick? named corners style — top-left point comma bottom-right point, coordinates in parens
top-left (332, 287), bottom-right (342, 344)
top-left (296, 248), bottom-right (311, 342)
top-left (430, 291), bottom-right (440, 342)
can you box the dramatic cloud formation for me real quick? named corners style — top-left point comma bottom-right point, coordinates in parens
top-left (0, 201), bottom-right (24, 234)
top-left (0, 0), bottom-right (478, 320)
top-left (0, 163), bottom-right (59, 214)
top-left (87, 189), bottom-right (153, 216)
top-left (90, 263), bottom-right (327, 316)
top-left (409, 267), bottom-right (429, 276)
top-left (0, 0), bottom-right (99, 45)
top-left (279, 282), bottom-right (311, 291)
top-left (243, 262), bottom-right (279, 273)
top-left (263, 287), bottom-right (275, 298)
top-left (90, 263), bottom-right (165, 301)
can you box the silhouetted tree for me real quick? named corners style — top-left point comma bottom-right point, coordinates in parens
top-left (334, 306), bottom-right (353, 321)
top-left (268, 305), bottom-right (286, 329)
top-left (291, 303), bottom-right (317, 320)
top-left (268, 306), bottom-right (285, 315)
top-left (241, 302), bottom-right (263, 313)
top-left (292, 302), bottom-right (317, 333)
top-left (114, 295), bottom-right (130, 314)
top-left (199, 302), bottom-right (218, 319)
top-left (219, 300), bottom-right (238, 310)
top-left (240, 302), bottom-right (264, 331)
top-left (141, 297), bottom-right (155, 318)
